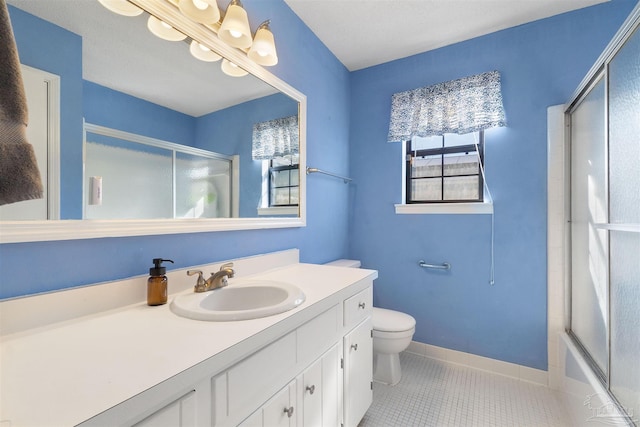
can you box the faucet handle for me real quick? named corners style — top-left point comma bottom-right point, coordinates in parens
top-left (187, 269), bottom-right (203, 278)
top-left (187, 270), bottom-right (206, 292)
top-left (220, 262), bottom-right (235, 278)
top-left (219, 262), bottom-right (234, 270)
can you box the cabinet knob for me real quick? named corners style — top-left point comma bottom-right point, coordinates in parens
top-left (351, 343), bottom-right (358, 351)
top-left (283, 406), bottom-right (294, 418)
top-left (306, 385), bottom-right (315, 395)
top-left (358, 302), bottom-right (366, 309)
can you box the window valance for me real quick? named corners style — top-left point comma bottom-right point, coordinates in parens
top-left (387, 70), bottom-right (506, 142)
top-left (252, 115), bottom-right (299, 160)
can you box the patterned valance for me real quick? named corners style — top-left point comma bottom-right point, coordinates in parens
top-left (252, 115), bottom-right (299, 160)
top-left (387, 71), bottom-right (506, 142)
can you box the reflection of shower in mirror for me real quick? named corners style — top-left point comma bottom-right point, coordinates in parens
top-left (84, 124), bottom-right (236, 220)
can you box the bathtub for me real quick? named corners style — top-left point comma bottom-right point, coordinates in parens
top-left (556, 332), bottom-right (633, 426)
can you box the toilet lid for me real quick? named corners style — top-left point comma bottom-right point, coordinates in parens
top-left (372, 307), bottom-right (416, 332)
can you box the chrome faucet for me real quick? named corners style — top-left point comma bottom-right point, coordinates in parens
top-left (187, 262), bottom-right (235, 293)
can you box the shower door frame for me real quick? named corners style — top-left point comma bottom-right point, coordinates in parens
top-left (563, 4), bottom-right (640, 424)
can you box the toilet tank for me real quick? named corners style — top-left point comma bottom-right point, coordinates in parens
top-left (325, 259), bottom-right (361, 268)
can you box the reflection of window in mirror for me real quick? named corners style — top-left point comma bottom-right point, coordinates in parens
top-left (258, 155), bottom-right (299, 216)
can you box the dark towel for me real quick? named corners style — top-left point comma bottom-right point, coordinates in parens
top-left (0, 0), bottom-right (43, 206)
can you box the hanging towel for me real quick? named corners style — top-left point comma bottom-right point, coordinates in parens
top-left (0, 0), bottom-right (43, 206)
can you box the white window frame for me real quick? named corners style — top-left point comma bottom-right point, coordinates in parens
top-left (257, 157), bottom-right (299, 216)
top-left (395, 132), bottom-right (493, 215)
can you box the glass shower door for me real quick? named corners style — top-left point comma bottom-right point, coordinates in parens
top-left (569, 76), bottom-right (609, 377)
top-left (85, 133), bottom-right (173, 220)
top-left (175, 152), bottom-right (232, 218)
top-left (569, 18), bottom-right (640, 422)
top-left (608, 24), bottom-right (640, 421)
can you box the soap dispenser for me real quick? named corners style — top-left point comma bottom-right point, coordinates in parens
top-left (147, 258), bottom-right (174, 306)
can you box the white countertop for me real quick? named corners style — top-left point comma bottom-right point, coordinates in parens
top-left (0, 263), bottom-right (377, 427)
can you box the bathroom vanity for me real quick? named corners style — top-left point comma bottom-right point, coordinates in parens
top-left (0, 252), bottom-right (377, 427)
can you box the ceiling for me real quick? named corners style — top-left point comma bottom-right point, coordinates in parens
top-left (283, 0), bottom-right (608, 71)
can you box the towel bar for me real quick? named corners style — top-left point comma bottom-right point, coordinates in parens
top-left (418, 260), bottom-right (451, 270)
top-left (306, 167), bottom-right (352, 183)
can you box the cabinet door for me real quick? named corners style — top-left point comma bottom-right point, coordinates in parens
top-left (320, 344), bottom-right (341, 427)
top-left (343, 318), bottom-right (372, 427)
top-left (302, 357), bottom-right (323, 427)
top-left (301, 343), bottom-right (341, 427)
top-left (263, 380), bottom-right (297, 427)
top-left (238, 409), bottom-right (262, 427)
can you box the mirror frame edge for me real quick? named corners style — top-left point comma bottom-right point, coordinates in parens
top-left (0, 0), bottom-right (307, 244)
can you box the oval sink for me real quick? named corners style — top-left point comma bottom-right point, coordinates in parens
top-left (170, 280), bottom-right (306, 321)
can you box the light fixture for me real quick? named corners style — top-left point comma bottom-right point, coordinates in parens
top-left (247, 20), bottom-right (278, 66)
top-left (97, 0), bottom-right (143, 17)
top-left (221, 58), bottom-right (248, 77)
top-left (178, 0), bottom-right (220, 24)
top-left (189, 40), bottom-right (222, 62)
top-left (218, 0), bottom-right (252, 49)
top-left (147, 16), bottom-right (187, 41)
top-left (101, 0), bottom-right (278, 73)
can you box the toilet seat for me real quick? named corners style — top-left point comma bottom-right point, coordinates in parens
top-left (372, 307), bottom-right (416, 332)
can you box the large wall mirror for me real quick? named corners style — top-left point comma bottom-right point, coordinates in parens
top-left (1, 0), bottom-right (306, 243)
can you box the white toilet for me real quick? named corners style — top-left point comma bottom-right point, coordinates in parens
top-left (325, 259), bottom-right (416, 385)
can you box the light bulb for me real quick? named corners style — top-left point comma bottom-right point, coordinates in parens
top-left (147, 16), bottom-right (187, 41)
top-left (189, 40), bottom-right (222, 62)
top-left (248, 21), bottom-right (278, 66)
top-left (221, 58), bottom-right (248, 77)
top-left (218, 0), bottom-right (252, 48)
top-left (192, 0), bottom-right (209, 10)
top-left (98, 0), bottom-right (143, 17)
top-left (178, 0), bottom-right (220, 24)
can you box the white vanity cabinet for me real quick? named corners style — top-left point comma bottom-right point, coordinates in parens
top-left (343, 318), bottom-right (373, 427)
top-left (1, 262), bottom-right (378, 427)
top-left (342, 287), bottom-right (373, 427)
top-left (238, 380), bottom-right (298, 427)
top-left (300, 343), bottom-right (341, 427)
top-left (238, 343), bottom-right (341, 427)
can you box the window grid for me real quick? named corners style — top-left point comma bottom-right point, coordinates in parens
top-left (405, 132), bottom-right (484, 203)
top-left (268, 161), bottom-right (299, 207)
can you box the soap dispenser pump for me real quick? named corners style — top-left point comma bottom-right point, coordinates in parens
top-left (147, 258), bottom-right (174, 306)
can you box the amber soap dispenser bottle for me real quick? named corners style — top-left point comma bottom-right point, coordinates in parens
top-left (147, 258), bottom-right (174, 306)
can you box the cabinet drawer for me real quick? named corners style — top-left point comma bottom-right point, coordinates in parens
top-left (221, 332), bottom-right (297, 421)
top-left (297, 304), bottom-right (339, 364)
top-left (343, 287), bottom-right (372, 328)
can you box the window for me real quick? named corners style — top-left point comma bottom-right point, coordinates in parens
top-left (268, 155), bottom-right (299, 207)
top-left (405, 131), bottom-right (484, 203)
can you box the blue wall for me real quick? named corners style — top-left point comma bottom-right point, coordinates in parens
top-left (348, 1), bottom-right (637, 370)
top-left (83, 81), bottom-right (197, 147)
top-left (196, 93), bottom-right (298, 217)
top-left (2, 0), bottom-right (636, 371)
top-left (0, 0), bottom-right (351, 299)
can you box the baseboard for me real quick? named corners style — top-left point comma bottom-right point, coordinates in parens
top-left (406, 340), bottom-right (548, 387)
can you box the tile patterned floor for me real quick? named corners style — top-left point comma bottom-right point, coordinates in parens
top-left (359, 352), bottom-right (572, 427)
